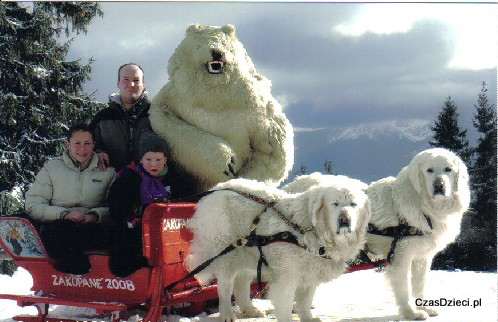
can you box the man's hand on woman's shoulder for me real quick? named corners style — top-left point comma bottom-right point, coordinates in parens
top-left (97, 152), bottom-right (110, 171)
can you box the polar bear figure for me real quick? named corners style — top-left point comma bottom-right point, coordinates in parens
top-left (150, 24), bottom-right (294, 193)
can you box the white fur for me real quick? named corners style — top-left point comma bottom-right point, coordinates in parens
top-left (366, 148), bottom-right (470, 320)
top-left (282, 149), bottom-right (470, 320)
top-left (282, 172), bottom-right (368, 194)
top-left (150, 24), bottom-right (293, 192)
top-left (188, 178), bottom-right (370, 322)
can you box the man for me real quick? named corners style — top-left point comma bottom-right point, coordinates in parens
top-left (90, 63), bottom-right (151, 171)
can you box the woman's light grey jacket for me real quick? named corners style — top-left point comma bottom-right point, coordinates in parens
top-left (25, 151), bottom-right (115, 225)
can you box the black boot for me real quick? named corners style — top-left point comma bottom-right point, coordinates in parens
top-left (53, 255), bottom-right (91, 275)
top-left (109, 252), bottom-right (148, 277)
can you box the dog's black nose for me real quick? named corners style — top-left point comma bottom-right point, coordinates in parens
top-left (337, 212), bottom-right (352, 234)
top-left (338, 212), bottom-right (351, 228)
top-left (212, 51), bottom-right (223, 61)
top-left (433, 178), bottom-right (445, 195)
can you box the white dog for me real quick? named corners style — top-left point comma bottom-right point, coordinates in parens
top-left (188, 177), bottom-right (370, 322)
top-left (283, 149), bottom-right (470, 320)
top-left (366, 148), bottom-right (470, 320)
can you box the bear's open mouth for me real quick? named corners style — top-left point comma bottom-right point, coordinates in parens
top-left (207, 60), bottom-right (224, 74)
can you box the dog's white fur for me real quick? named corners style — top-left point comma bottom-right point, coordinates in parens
top-left (367, 148), bottom-right (470, 320)
top-left (188, 177), bottom-right (370, 322)
top-left (282, 149), bottom-right (470, 320)
top-left (283, 172), bottom-right (368, 194)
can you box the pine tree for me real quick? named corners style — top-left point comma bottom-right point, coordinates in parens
top-left (0, 259), bottom-right (17, 276)
top-left (296, 163), bottom-right (307, 175)
top-left (470, 82), bottom-right (497, 239)
top-left (433, 85), bottom-right (497, 271)
top-left (429, 96), bottom-right (471, 163)
top-left (323, 160), bottom-right (338, 175)
top-left (0, 2), bottom-right (105, 196)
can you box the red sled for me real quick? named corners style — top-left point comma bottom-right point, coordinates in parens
top-left (0, 202), bottom-right (385, 321)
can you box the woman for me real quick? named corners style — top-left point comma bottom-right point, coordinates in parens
top-left (25, 124), bottom-right (115, 275)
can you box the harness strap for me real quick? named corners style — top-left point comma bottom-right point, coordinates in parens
top-left (174, 188), bottom-right (313, 235)
top-left (356, 249), bottom-right (387, 269)
top-left (163, 231), bottom-right (300, 293)
top-left (225, 189), bottom-right (313, 235)
top-left (256, 244), bottom-right (267, 290)
top-left (164, 188), bottom-right (314, 292)
top-left (164, 242), bottom-right (236, 292)
top-left (249, 211), bottom-right (269, 290)
top-left (367, 214), bottom-right (432, 264)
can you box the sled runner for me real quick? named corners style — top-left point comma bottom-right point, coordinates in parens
top-left (0, 202), bottom-right (385, 322)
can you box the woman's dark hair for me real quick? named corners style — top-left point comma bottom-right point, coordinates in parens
top-left (66, 124), bottom-right (94, 141)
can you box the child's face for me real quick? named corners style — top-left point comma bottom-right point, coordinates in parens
top-left (141, 152), bottom-right (167, 176)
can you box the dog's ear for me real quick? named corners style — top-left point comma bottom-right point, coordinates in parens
top-left (407, 155), bottom-right (423, 194)
top-left (309, 189), bottom-right (325, 227)
top-left (356, 197), bottom-right (371, 238)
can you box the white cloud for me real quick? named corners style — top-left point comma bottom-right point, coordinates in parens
top-left (118, 38), bottom-right (156, 52)
top-left (293, 127), bottom-right (326, 133)
top-left (274, 94), bottom-right (298, 110)
top-left (446, 9), bottom-right (498, 70)
top-left (334, 3), bottom-right (497, 70)
top-left (334, 4), bottom-right (421, 36)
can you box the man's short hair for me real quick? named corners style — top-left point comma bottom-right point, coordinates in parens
top-left (67, 124), bottom-right (94, 141)
top-left (117, 63), bottom-right (145, 81)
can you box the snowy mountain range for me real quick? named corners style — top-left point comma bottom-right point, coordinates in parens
top-left (289, 119), bottom-right (433, 185)
top-left (325, 119), bottom-right (432, 143)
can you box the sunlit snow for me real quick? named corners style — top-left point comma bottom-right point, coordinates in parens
top-left (0, 268), bottom-right (495, 321)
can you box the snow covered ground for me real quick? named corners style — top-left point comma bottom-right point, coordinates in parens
top-left (0, 267), bottom-right (496, 321)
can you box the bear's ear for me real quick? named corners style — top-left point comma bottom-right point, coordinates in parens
top-left (222, 24), bottom-right (236, 35)
top-left (187, 24), bottom-right (203, 34)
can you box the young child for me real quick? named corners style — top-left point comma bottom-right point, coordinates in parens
top-left (108, 130), bottom-right (171, 277)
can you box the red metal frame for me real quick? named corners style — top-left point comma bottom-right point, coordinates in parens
top-left (0, 202), bottom-right (384, 321)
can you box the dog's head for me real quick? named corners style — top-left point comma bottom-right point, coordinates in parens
top-left (407, 148), bottom-right (469, 200)
top-left (307, 184), bottom-right (370, 245)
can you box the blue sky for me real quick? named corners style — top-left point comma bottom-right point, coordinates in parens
top-left (66, 2), bottom-right (496, 141)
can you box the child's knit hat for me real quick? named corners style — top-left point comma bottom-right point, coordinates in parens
top-left (139, 131), bottom-right (170, 159)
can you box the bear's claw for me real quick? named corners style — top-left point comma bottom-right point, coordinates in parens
top-left (224, 157), bottom-right (237, 177)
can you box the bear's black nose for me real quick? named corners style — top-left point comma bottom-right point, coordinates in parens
top-left (212, 51), bottom-right (223, 61)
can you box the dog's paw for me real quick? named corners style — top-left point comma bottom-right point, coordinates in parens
top-left (295, 307), bottom-right (319, 322)
top-left (301, 318), bottom-right (321, 322)
top-left (418, 306), bottom-right (438, 317)
top-left (402, 308), bottom-right (429, 320)
top-left (238, 306), bottom-right (265, 318)
top-left (219, 311), bottom-right (236, 322)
